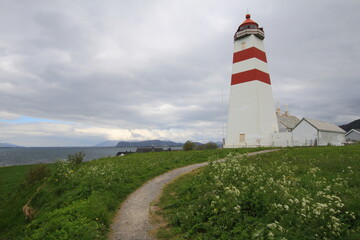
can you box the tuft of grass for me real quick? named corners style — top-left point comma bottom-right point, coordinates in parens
top-left (24, 164), bottom-right (52, 185)
top-left (156, 145), bottom-right (360, 240)
top-left (0, 148), bottom-right (265, 239)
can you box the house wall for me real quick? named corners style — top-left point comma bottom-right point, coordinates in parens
top-left (278, 121), bottom-right (289, 132)
top-left (318, 131), bottom-right (345, 146)
top-left (292, 121), bottom-right (318, 146)
top-left (346, 131), bottom-right (360, 141)
top-left (269, 132), bottom-right (293, 147)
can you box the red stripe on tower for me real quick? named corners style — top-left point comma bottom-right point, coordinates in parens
top-left (233, 47), bottom-right (267, 63)
top-left (231, 69), bottom-right (271, 85)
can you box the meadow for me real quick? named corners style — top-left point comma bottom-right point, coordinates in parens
top-left (0, 148), bottom-right (259, 240)
top-left (156, 146), bottom-right (360, 240)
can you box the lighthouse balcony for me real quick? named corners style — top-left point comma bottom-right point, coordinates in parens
top-left (234, 29), bottom-right (264, 40)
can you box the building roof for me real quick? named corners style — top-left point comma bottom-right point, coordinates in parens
top-left (300, 118), bottom-right (346, 133)
top-left (240, 14), bottom-right (259, 28)
top-left (346, 129), bottom-right (360, 135)
top-left (276, 113), bottom-right (300, 129)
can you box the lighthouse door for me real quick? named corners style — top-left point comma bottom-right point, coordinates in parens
top-left (239, 134), bottom-right (246, 143)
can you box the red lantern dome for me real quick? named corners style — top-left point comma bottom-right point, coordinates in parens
top-left (239, 14), bottom-right (259, 28)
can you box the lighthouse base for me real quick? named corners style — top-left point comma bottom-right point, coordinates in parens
top-left (223, 132), bottom-right (294, 148)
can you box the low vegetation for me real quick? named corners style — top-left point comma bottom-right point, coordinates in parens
top-left (24, 164), bottom-right (52, 185)
top-left (0, 148), bottom-right (261, 239)
top-left (156, 146), bottom-right (360, 240)
top-left (0, 165), bottom-right (40, 201)
top-left (183, 141), bottom-right (218, 151)
top-left (195, 142), bottom-right (218, 151)
top-left (67, 151), bottom-right (85, 165)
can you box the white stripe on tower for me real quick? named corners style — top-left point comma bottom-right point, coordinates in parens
top-left (232, 58), bottom-right (269, 77)
top-left (224, 14), bottom-right (279, 148)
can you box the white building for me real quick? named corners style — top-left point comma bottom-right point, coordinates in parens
top-left (224, 14), bottom-right (278, 148)
top-left (276, 107), bottom-right (300, 132)
top-left (346, 129), bottom-right (360, 141)
top-left (292, 118), bottom-right (346, 146)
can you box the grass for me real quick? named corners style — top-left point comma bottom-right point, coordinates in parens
top-left (0, 164), bottom-right (56, 200)
top-left (156, 145), bottom-right (360, 240)
top-left (0, 165), bottom-right (33, 200)
top-left (0, 147), bottom-right (264, 239)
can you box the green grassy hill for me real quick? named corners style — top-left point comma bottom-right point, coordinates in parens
top-left (156, 145), bottom-right (360, 240)
top-left (0, 148), bottom-right (260, 239)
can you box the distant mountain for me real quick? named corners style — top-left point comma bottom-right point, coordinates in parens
top-left (116, 140), bottom-right (183, 147)
top-left (95, 140), bottom-right (119, 147)
top-left (339, 119), bottom-right (360, 132)
top-left (0, 142), bottom-right (23, 148)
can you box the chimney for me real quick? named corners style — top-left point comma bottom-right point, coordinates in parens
top-left (284, 104), bottom-right (289, 116)
top-left (276, 101), bottom-right (281, 114)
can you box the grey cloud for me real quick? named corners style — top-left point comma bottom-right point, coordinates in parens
top-left (1, 0), bottom-right (359, 146)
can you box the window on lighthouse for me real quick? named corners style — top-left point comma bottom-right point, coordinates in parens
top-left (240, 24), bottom-right (257, 31)
top-left (241, 42), bottom-right (246, 50)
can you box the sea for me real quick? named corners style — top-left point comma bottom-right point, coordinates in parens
top-left (0, 147), bottom-right (140, 167)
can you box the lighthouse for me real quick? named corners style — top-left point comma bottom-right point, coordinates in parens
top-left (224, 14), bottom-right (279, 148)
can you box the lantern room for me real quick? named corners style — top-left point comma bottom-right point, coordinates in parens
top-left (234, 14), bottom-right (264, 40)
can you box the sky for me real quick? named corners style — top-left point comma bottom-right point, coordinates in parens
top-left (0, 0), bottom-right (359, 147)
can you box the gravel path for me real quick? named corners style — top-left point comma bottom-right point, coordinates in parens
top-left (108, 149), bottom-right (279, 240)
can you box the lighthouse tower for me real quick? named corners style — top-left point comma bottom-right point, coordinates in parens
top-left (224, 14), bottom-right (278, 148)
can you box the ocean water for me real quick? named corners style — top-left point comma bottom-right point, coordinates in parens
top-left (0, 147), bottom-right (138, 167)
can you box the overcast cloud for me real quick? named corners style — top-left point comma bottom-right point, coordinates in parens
top-left (0, 0), bottom-right (359, 146)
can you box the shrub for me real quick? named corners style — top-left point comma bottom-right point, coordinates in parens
top-left (183, 141), bottom-right (195, 151)
top-left (25, 164), bottom-right (51, 185)
top-left (67, 152), bottom-right (85, 165)
top-left (204, 142), bottom-right (218, 149)
top-left (195, 142), bottom-right (218, 150)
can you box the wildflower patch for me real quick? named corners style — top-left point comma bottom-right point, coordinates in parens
top-left (157, 146), bottom-right (360, 240)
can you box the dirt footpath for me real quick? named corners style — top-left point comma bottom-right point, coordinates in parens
top-left (108, 149), bottom-right (279, 240)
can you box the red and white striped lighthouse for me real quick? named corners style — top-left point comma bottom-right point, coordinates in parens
top-left (224, 14), bottom-right (278, 148)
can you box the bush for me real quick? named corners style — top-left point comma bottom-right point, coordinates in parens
top-left (204, 142), bottom-right (218, 149)
top-left (183, 141), bottom-right (195, 151)
top-left (67, 152), bottom-right (85, 165)
top-left (195, 142), bottom-right (218, 150)
top-left (25, 164), bottom-right (51, 185)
